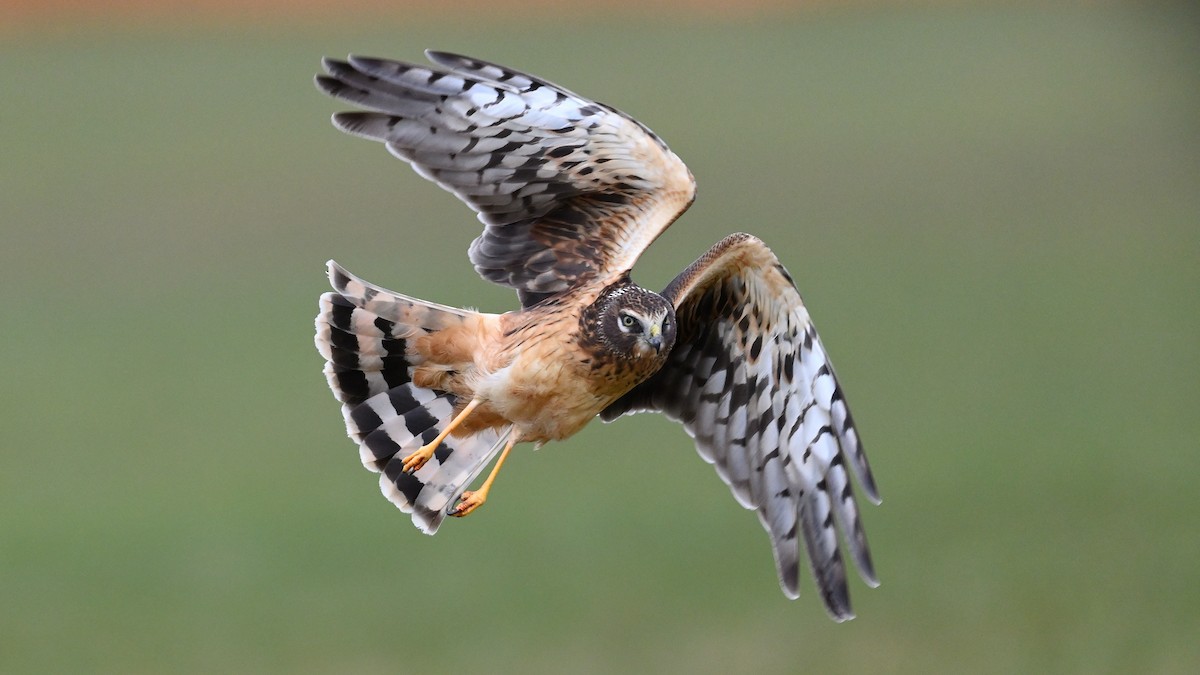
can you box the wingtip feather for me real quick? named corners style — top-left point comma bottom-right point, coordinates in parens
top-left (423, 49), bottom-right (458, 65)
top-left (319, 55), bottom-right (341, 74)
top-left (314, 74), bottom-right (346, 100)
top-left (862, 477), bottom-right (883, 506)
top-left (829, 608), bottom-right (856, 623)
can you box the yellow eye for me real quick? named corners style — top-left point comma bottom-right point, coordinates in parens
top-left (620, 314), bottom-right (638, 329)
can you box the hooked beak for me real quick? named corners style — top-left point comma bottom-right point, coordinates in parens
top-left (646, 324), bottom-right (663, 352)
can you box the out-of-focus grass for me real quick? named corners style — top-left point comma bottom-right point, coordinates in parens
top-left (2, 5), bottom-right (1198, 673)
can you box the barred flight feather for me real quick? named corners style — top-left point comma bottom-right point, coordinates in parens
top-left (602, 233), bottom-right (879, 621)
top-left (316, 50), bottom-right (695, 307)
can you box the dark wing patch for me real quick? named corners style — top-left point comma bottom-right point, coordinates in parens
top-left (316, 51), bottom-right (695, 306)
top-left (601, 233), bottom-right (879, 621)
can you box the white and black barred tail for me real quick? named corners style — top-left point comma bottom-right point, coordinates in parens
top-left (315, 261), bottom-right (508, 533)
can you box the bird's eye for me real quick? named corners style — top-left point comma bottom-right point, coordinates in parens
top-left (619, 314), bottom-right (638, 330)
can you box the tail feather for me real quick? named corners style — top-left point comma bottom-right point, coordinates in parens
top-left (315, 260), bottom-right (507, 534)
top-left (328, 259), bottom-right (469, 329)
top-left (317, 292), bottom-right (413, 407)
top-left (354, 386), bottom-right (455, 468)
top-left (381, 425), bottom-right (511, 533)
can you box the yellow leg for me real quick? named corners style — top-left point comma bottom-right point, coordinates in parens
top-left (401, 398), bottom-right (481, 473)
top-left (451, 430), bottom-right (520, 517)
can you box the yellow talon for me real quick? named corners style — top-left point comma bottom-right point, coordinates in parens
top-left (400, 399), bottom-right (482, 474)
top-left (400, 445), bottom-right (435, 473)
top-left (450, 429), bottom-right (520, 517)
top-left (452, 490), bottom-right (487, 517)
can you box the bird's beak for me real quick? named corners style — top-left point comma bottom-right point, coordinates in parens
top-left (647, 324), bottom-right (663, 352)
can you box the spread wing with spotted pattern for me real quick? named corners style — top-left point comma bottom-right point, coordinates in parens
top-left (316, 50), bottom-right (696, 306)
top-left (601, 233), bottom-right (880, 621)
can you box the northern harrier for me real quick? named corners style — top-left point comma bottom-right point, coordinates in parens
top-left (313, 51), bottom-right (880, 620)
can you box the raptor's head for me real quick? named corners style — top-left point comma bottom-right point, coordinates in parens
top-left (594, 283), bottom-right (677, 362)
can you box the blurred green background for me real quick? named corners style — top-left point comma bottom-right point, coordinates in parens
top-left (3, 2), bottom-right (1198, 672)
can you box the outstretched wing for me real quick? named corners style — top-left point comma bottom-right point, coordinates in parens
top-left (316, 50), bottom-right (696, 306)
top-left (600, 233), bottom-right (880, 621)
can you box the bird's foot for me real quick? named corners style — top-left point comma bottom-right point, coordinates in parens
top-left (400, 443), bottom-right (436, 473)
top-left (401, 399), bottom-right (483, 473)
top-left (450, 490), bottom-right (487, 517)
